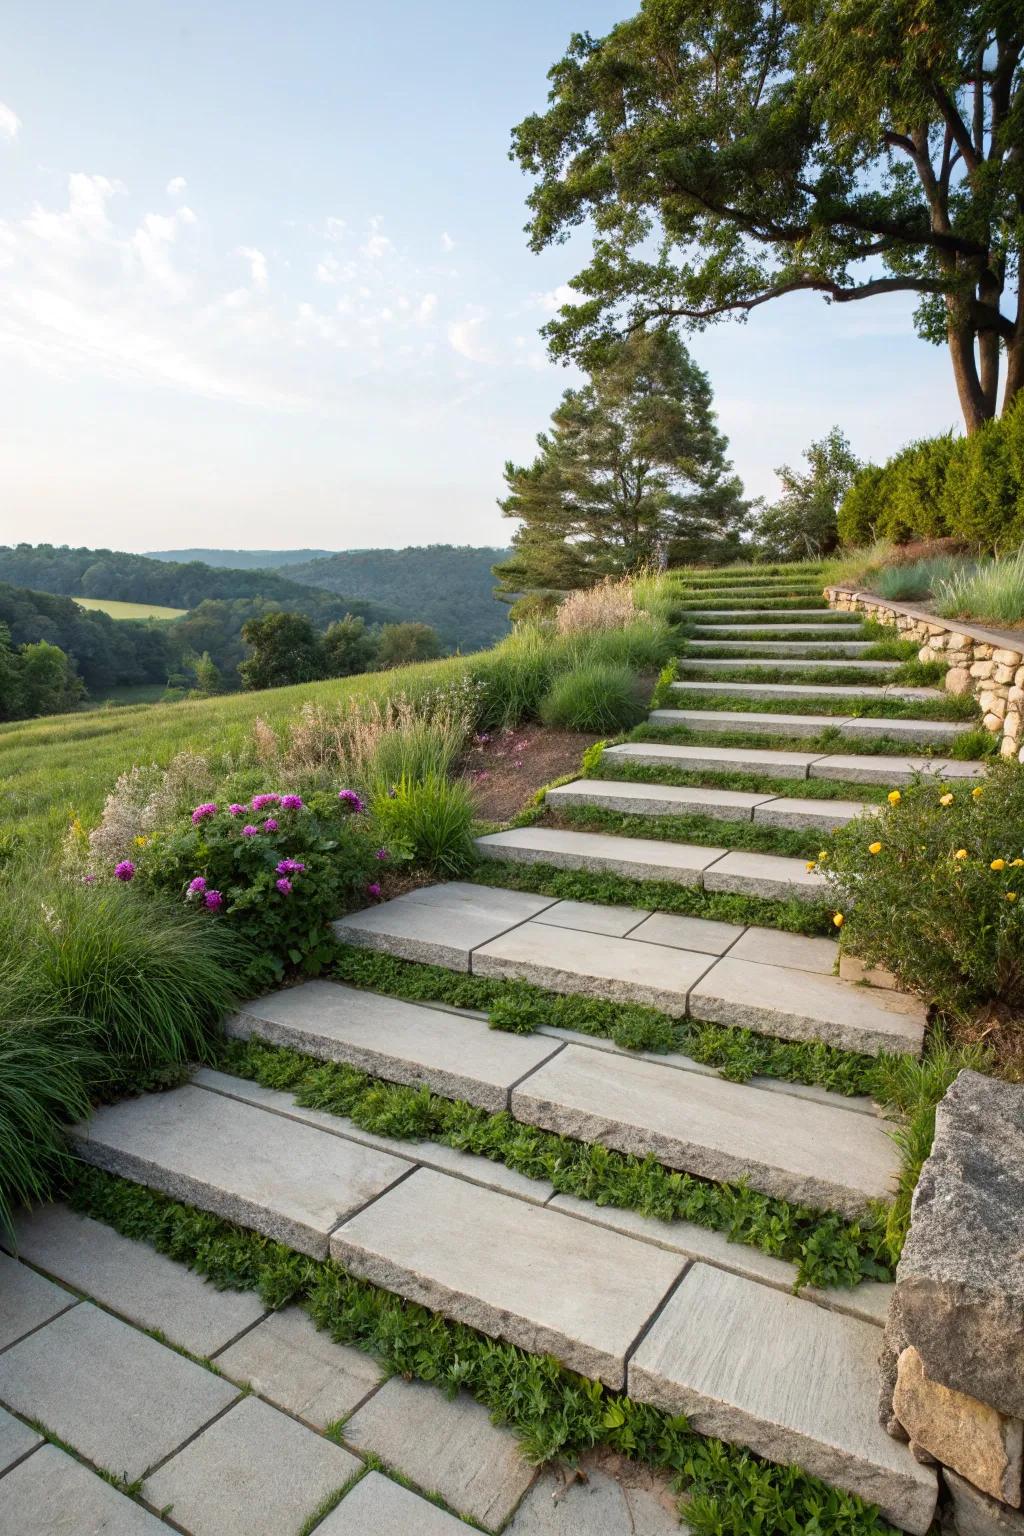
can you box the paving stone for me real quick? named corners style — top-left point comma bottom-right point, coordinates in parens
top-left (343, 1376), bottom-right (536, 1529)
top-left (318, 1472), bottom-right (471, 1534)
top-left (0, 1250), bottom-right (74, 1350)
top-left (602, 740), bottom-right (819, 776)
top-left (648, 707), bottom-right (840, 737)
top-left (893, 1345), bottom-right (1023, 1505)
top-left (753, 795), bottom-right (880, 832)
top-left (11, 1204), bottom-right (265, 1356)
top-left (330, 1167), bottom-right (685, 1389)
top-left (214, 1304), bottom-right (384, 1427)
top-left (679, 656), bottom-right (897, 673)
top-left (333, 881), bottom-right (555, 968)
top-left (531, 897), bottom-right (650, 937)
top-left (690, 622), bottom-right (864, 635)
top-left (671, 678), bottom-right (943, 702)
top-left (72, 1083), bottom-right (411, 1259)
top-left (629, 1265), bottom-right (938, 1534)
top-left (687, 639), bottom-right (874, 655)
top-left (512, 1044), bottom-right (899, 1217)
top-left (627, 910), bottom-right (740, 955)
top-left (727, 926), bottom-right (838, 975)
top-left (690, 955), bottom-right (926, 1057)
top-left (0, 1403), bottom-right (41, 1474)
top-left (0, 1443), bottom-right (167, 1535)
top-left (838, 715), bottom-right (968, 744)
top-left (474, 827), bottom-right (725, 883)
top-left (227, 980), bottom-right (561, 1113)
top-left (681, 608), bottom-right (832, 619)
top-left (0, 1303), bottom-right (237, 1481)
top-left (473, 919), bottom-right (716, 1017)
top-left (505, 1451), bottom-right (684, 1534)
top-left (808, 752), bottom-right (987, 784)
top-left (194, 1068), bottom-right (554, 1206)
top-left (545, 777), bottom-right (773, 821)
top-left (145, 1394), bottom-right (359, 1536)
top-left (701, 848), bottom-right (829, 903)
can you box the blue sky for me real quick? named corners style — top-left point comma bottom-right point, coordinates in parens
top-left (0, 0), bottom-right (964, 554)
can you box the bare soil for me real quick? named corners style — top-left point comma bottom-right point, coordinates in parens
top-left (463, 724), bottom-right (596, 824)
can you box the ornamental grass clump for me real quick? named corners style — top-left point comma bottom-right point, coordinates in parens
top-left (371, 772), bottom-right (476, 877)
top-left (823, 759), bottom-right (1024, 1014)
top-left (540, 662), bottom-right (647, 733)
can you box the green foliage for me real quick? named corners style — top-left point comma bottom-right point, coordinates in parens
top-left (322, 614), bottom-right (378, 677)
top-left (539, 663), bottom-right (646, 733)
top-left (837, 467), bottom-right (888, 547)
top-left (936, 549), bottom-right (1024, 626)
top-left (376, 621), bottom-right (442, 668)
top-left (371, 773), bottom-right (476, 877)
top-left (825, 760), bottom-right (1024, 1011)
top-left (549, 803), bottom-right (818, 859)
top-left (0, 1023), bottom-right (92, 1233)
top-left (143, 791), bottom-right (375, 986)
top-left (667, 687), bottom-right (979, 723)
top-left (239, 611), bottom-right (328, 690)
top-left (68, 1168), bottom-right (902, 1535)
top-left (753, 429), bottom-right (860, 560)
top-left (0, 623), bottom-right (86, 723)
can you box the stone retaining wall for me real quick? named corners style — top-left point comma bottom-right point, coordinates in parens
top-left (824, 586), bottom-right (1024, 761)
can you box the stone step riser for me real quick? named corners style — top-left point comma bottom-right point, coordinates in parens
top-left (670, 680), bottom-right (944, 703)
top-left (686, 641), bottom-right (875, 656)
top-left (602, 741), bottom-right (987, 784)
top-left (677, 658), bottom-right (898, 674)
top-left (545, 779), bottom-right (877, 833)
top-left (648, 708), bottom-right (971, 745)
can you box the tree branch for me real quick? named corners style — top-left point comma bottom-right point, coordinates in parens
top-left (929, 80), bottom-right (980, 172)
top-left (628, 273), bottom-right (949, 326)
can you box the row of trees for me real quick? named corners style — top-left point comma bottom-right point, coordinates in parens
top-left (0, 625), bottom-right (84, 721)
top-left (238, 614), bottom-right (441, 691)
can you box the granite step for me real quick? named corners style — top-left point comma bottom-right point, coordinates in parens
top-left (689, 622), bottom-right (866, 636)
top-left (670, 680), bottom-right (944, 703)
top-left (226, 980), bottom-right (563, 1112)
top-left (677, 656), bottom-right (898, 674)
top-left (333, 880), bottom-right (558, 969)
top-left (510, 1043), bottom-right (900, 1218)
top-left (686, 639), bottom-right (876, 656)
top-left (679, 607), bottom-right (830, 618)
top-left (70, 1084), bottom-right (413, 1257)
top-left (649, 708), bottom-right (971, 745)
top-left (545, 776), bottom-right (878, 832)
top-left (604, 741), bottom-right (985, 787)
top-left (808, 752), bottom-right (987, 785)
top-left (629, 1265), bottom-right (937, 1533)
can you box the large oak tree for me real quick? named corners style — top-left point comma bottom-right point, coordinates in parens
top-left (512, 0), bottom-right (1024, 432)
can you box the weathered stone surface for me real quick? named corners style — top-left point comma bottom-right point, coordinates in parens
top-left (603, 740), bottom-right (818, 776)
top-left (649, 706), bottom-right (839, 737)
top-left (728, 926), bottom-right (838, 975)
top-left (512, 1044), bottom-right (900, 1217)
top-left (628, 910), bottom-right (739, 955)
top-left (474, 826), bottom-right (724, 883)
top-left (0, 1443), bottom-right (167, 1534)
top-left (0, 1303), bottom-right (237, 1480)
top-left (505, 1450), bottom-right (684, 1534)
top-left (753, 795), bottom-right (879, 832)
top-left (473, 919), bottom-right (715, 1017)
top-left (145, 1395), bottom-right (359, 1536)
top-left (330, 1167), bottom-right (685, 1389)
top-left (671, 679), bottom-right (943, 702)
top-left (688, 638), bottom-right (874, 655)
top-left (0, 1249), bottom-right (74, 1350)
top-left (11, 1203), bottom-right (265, 1356)
top-left (545, 776), bottom-right (773, 821)
top-left (680, 656), bottom-right (896, 673)
top-left (333, 881), bottom-right (556, 969)
top-left (690, 622), bottom-right (863, 636)
top-left (629, 1264), bottom-right (937, 1534)
top-left (817, 753), bottom-right (987, 786)
top-left (888, 1071), bottom-right (1024, 1421)
top-left (946, 1469), bottom-right (1024, 1536)
top-left (701, 849), bottom-right (829, 904)
top-left (214, 1305), bottom-right (383, 1427)
top-left (533, 897), bottom-right (650, 937)
top-left (227, 980), bottom-right (560, 1113)
top-left (318, 1472), bottom-right (470, 1534)
top-left (343, 1376), bottom-right (536, 1528)
top-left (0, 1403), bottom-right (41, 1474)
top-left (838, 716), bottom-right (968, 744)
top-left (893, 1347), bottom-right (1023, 1505)
top-left (72, 1083), bottom-right (411, 1258)
top-left (690, 955), bottom-right (926, 1057)
top-left (839, 953), bottom-right (900, 990)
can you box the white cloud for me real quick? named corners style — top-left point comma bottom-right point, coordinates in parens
top-left (324, 216), bottom-right (346, 241)
top-left (166, 175), bottom-right (187, 197)
top-left (448, 307), bottom-right (493, 364)
top-left (440, 231), bottom-right (455, 252)
top-left (362, 231), bottom-right (393, 260)
top-left (417, 293), bottom-right (437, 323)
top-left (527, 282), bottom-right (581, 314)
top-left (237, 246), bottom-right (268, 289)
top-left (0, 102), bottom-right (20, 142)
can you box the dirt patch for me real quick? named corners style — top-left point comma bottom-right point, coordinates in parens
top-left (462, 725), bottom-right (596, 824)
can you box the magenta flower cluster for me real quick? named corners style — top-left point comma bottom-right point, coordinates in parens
top-left (251, 793), bottom-right (280, 811)
top-left (191, 803), bottom-right (218, 825)
top-left (280, 794), bottom-right (303, 810)
top-left (276, 859), bottom-right (306, 874)
top-left (114, 860), bottom-right (135, 882)
top-left (338, 789), bottom-right (365, 813)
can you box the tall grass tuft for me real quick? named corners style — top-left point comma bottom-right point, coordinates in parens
top-left (0, 1016), bottom-right (94, 1233)
top-left (873, 556), bottom-right (974, 602)
top-left (371, 772), bottom-right (477, 876)
top-left (936, 548), bottom-right (1024, 625)
top-left (540, 663), bottom-right (647, 733)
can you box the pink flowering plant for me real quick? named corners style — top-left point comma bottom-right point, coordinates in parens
top-left (142, 788), bottom-right (377, 984)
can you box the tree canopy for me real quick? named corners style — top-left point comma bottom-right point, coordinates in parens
top-left (513, 0), bottom-right (1024, 431)
top-left (495, 329), bottom-right (747, 595)
top-left (753, 427), bottom-right (861, 558)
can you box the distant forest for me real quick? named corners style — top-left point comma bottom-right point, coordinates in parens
top-left (147, 548), bottom-right (333, 569)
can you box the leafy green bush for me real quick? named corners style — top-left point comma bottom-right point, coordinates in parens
top-left (539, 663), bottom-right (646, 732)
top-left (371, 772), bottom-right (476, 876)
top-left (142, 790), bottom-right (376, 985)
top-left (824, 760), bottom-right (1024, 1011)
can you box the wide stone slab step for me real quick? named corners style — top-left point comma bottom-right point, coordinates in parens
top-left (330, 1167), bottom-right (686, 1388)
top-left (689, 621), bottom-right (865, 635)
top-left (808, 752), bottom-right (987, 784)
top-left (604, 740), bottom-right (822, 777)
top-left (671, 679), bottom-right (944, 702)
top-left (510, 1044), bottom-right (900, 1218)
top-left (629, 1264), bottom-right (937, 1534)
top-left (545, 776), bottom-right (877, 832)
top-left (474, 825), bottom-right (726, 884)
top-left (333, 880), bottom-right (557, 969)
top-left (649, 707), bottom-right (971, 745)
top-left (71, 1085), bottom-right (412, 1257)
top-left (678, 656), bottom-right (897, 674)
top-left (680, 607), bottom-right (830, 618)
top-left (687, 639), bottom-right (876, 656)
top-left (227, 980), bottom-right (562, 1112)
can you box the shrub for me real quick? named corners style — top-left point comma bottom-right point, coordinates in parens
top-left (476, 627), bottom-right (556, 728)
top-left (837, 466), bottom-right (887, 546)
top-left (880, 436), bottom-right (957, 541)
top-left (935, 548), bottom-right (1024, 626)
top-left (823, 759), bottom-right (1024, 1011)
top-left (539, 663), bottom-right (646, 732)
top-left (141, 790), bottom-right (376, 986)
top-left (371, 772), bottom-right (476, 876)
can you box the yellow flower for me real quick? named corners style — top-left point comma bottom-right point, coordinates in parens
top-left (817, 850), bottom-right (829, 862)
top-left (1012, 859), bottom-right (1024, 868)
top-left (1007, 892), bottom-right (1018, 903)
top-left (953, 848), bottom-right (968, 860)
top-left (991, 858), bottom-right (1006, 871)
top-left (868, 841), bottom-right (882, 855)
top-left (972, 786), bottom-right (984, 799)
top-left (134, 835), bottom-right (148, 848)
top-left (833, 912), bottom-right (845, 928)
top-left (939, 793), bottom-right (954, 807)
top-left (805, 861), bottom-right (817, 873)
top-left (887, 790), bottom-right (901, 805)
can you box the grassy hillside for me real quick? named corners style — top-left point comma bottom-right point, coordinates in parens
top-left (74, 596), bottom-right (186, 620)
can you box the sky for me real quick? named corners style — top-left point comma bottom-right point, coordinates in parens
top-left (0, 0), bottom-right (966, 555)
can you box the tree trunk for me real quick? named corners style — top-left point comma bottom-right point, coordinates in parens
top-left (1003, 329), bottom-right (1024, 415)
top-left (947, 307), bottom-right (990, 432)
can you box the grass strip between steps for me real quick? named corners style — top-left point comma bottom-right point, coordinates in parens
top-left (211, 1035), bottom-right (893, 1288)
top-left (535, 804), bottom-right (827, 860)
top-left (666, 687), bottom-right (978, 723)
top-left (66, 1168), bottom-right (904, 1536)
top-left (584, 755), bottom-right (890, 803)
top-left (630, 720), bottom-right (997, 760)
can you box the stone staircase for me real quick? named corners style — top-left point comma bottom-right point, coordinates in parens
top-left (39, 565), bottom-right (999, 1534)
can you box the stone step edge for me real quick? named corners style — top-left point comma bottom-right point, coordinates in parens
top-left (544, 777), bottom-right (881, 826)
top-left (601, 741), bottom-right (988, 783)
